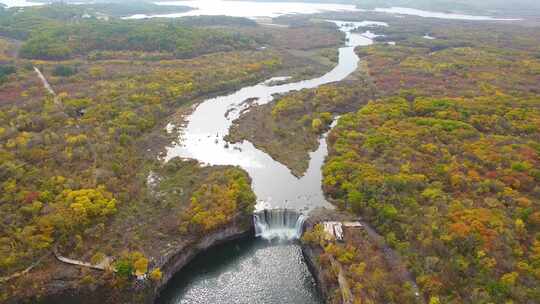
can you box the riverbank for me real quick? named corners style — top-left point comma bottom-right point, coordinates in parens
top-left (6, 206), bottom-right (256, 303)
top-left (300, 209), bottom-right (356, 303)
top-left (300, 208), bottom-right (422, 304)
top-left (227, 78), bottom-right (375, 177)
top-left (149, 19), bottom-right (378, 302)
top-left (7, 218), bottom-right (254, 304)
top-left (1, 158), bottom-right (258, 304)
top-left (152, 218), bottom-right (254, 301)
top-left (157, 210), bottom-right (322, 304)
top-left (0, 15), bottom-right (349, 302)
top-left (224, 20), bottom-right (380, 177)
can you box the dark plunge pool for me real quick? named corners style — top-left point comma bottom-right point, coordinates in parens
top-left (156, 238), bottom-right (322, 304)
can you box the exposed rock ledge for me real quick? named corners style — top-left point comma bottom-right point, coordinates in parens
top-left (302, 242), bottom-right (332, 302)
top-left (153, 221), bottom-right (254, 300)
top-left (300, 208), bottom-right (356, 303)
top-left (300, 208), bottom-right (424, 304)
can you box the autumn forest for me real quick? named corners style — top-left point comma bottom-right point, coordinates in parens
top-left (0, 1), bottom-right (539, 304)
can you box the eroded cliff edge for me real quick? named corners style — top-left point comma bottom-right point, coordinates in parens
top-left (9, 217), bottom-right (253, 304)
top-left (300, 208), bottom-right (423, 304)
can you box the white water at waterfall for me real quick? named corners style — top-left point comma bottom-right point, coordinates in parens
top-left (158, 20), bottom-right (379, 304)
top-left (254, 209), bottom-right (307, 240)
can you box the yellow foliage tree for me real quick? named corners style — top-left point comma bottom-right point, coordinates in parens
top-left (149, 268), bottom-right (163, 282)
top-left (134, 257), bottom-right (149, 277)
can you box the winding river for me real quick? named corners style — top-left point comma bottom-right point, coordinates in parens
top-left (164, 21), bottom-right (380, 212)
top-left (0, 1), bottom-right (522, 302)
top-left (158, 21), bottom-right (381, 303)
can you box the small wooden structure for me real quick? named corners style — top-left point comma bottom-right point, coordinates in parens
top-left (322, 221), bottom-right (363, 242)
top-left (323, 222), bottom-right (344, 241)
top-left (343, 222), bottom-right (363, 228)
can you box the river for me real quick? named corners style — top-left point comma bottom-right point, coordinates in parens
top-left (157, 20), bottom-right (380, 303)
top-left (157, 238), bottom-right (321, 304)
top-left (0, 1), bottom-right (520, 302)
top-left (164, 21), bottom-right (380, 212)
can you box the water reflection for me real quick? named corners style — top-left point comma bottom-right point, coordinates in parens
top-left (373, 6), bottom-right (521, 21)
top-left (0, 0), bottom-right (44, 7)
top-left (160, 20), bottom-right (378, 304)
top-left (124, 0), bottom-right (360, 19)
top-left (165, 21), bottom-right (378, 212)
top-left (157, 238), bottom-right (322, 304)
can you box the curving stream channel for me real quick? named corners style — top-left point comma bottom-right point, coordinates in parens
top-left (158, 21), bottom-right (383, 304)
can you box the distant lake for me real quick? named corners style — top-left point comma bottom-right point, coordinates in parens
top-left (0, 0), bottom-right (520, 22)
top-left (373, 6), bottom-right (521, 21)
top-left (0, 0), bottom-right (43, 7)
top-left (122, 1), bottom-right (520, 21)
top-left (125, 0), bottom-right (360, 19)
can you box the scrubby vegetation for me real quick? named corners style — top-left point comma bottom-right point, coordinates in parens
top-left (0, 4), bottom-right (351, 301)
top-left (357, 0), bottom-right (540, 17)
top-left (0, 4), bottom-right (257, 60)
top-left (18, 20), bottom-right (258, 60)
top-left (0, 65), bottom-right (15, 84)
top-left (273, 0), bottom-right (540, 17)
top-left (0, 46), bottom-right (276, 282)
top-left (321, 15), bottom-right (540, 303)
top-left (324, 94), bottom-right (540, 302)
top-left (0, 5), bottom-right (287, 299)
top-left (181, 167), bottom-right (256, 233)
top-left (2, 2), bottom-right (539, 303)
top-left (303, 223), bottom-right (418, 303)
top-left (0, 6), bottom-right (347, 299)
top-left (228, 81), bottom-right (375, 176)
top-left (356, 21), bottom-right (540, 98)
top-left (244, 11), bottom-right (540, 304)
top-left (52, 64), bottom-right (77, 77)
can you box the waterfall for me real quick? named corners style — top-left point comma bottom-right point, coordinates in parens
top-left (253, 209), bottom-right (307, 240)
